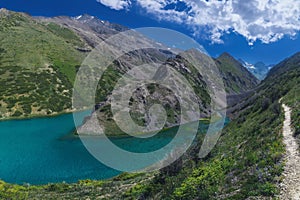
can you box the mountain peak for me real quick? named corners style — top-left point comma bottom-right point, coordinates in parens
top-left (218, 52), bottom-right (234, 59)
top-left (238, 59), bottom-right (274, 80)
top-left (217, 52), bottom-right (244, 67)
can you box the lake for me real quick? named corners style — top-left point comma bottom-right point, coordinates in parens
top-left (0, 111), bottom-right (212, 185)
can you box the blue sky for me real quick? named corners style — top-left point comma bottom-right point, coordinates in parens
top-left (1, 0), bottom-right (300, 65)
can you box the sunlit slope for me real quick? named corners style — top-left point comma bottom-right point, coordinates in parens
top-left (0, 9), bottom-right (87, 118)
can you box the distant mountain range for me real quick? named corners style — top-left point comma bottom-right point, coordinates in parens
top-left (238, 59), bottom-right (274, 80)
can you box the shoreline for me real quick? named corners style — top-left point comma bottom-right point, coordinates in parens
top-left (75, 118), bottom-right (212, 138)
top-left (0, 107), bottom-right (92, 122)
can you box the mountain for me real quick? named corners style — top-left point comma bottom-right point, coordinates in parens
top-left (0, 9), bottom-right (169, 120)
top-left (0, 8), bottom-right (300, 200)
top-left (78, 50), bottom-right (260, 135)
top-left (215, 53), bottom-right (259, 94)
top-left (0, 9), bottom-right (258, 122)
top-left (239, 59), bottom-right (274, 80)
top-left (36, 13), bottom-right (129, 48)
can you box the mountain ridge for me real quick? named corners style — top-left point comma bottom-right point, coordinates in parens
top-left (215, 52), bottom-right (259, 94)
top-left (0, 9), bottom-right (258, 121)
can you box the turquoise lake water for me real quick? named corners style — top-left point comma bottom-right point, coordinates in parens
top-left (0, 111), bottom-right (213, 185)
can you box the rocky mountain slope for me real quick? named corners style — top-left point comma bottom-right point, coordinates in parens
top-left (0, 9), bottom-right (258, 124)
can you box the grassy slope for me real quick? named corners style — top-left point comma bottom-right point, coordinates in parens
top-left (216, 53), bottom-right (259, 94)
top-left (138, 97), bottom-right (284, 199)
top-left (0, 10), bottom-right (87, 119)
top-left (0, 173), bottom-right (154, 200)
top-left (267, 53), bottom-right (300, 141)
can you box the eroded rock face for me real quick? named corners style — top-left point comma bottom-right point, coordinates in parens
top-left (76, 53), bottom-right (213, 135)
top-left (35, 13), bottom-right (259, 136)
top-left (76, 49), bottom-right (261, 136)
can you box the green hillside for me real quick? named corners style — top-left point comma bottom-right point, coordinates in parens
top-left (156, 52), bottom-right (299, 199)
top-left (0, 9), bottom-right (87, 118)
top-left (137, 52), bottom-right (300, 199)
top-left (264, 52), bottom-right (300, 140)
top-left (0, 9), bottom-right (257, 124)
top-left (0, 9), bottom-right (260, 121)
top-left (216, 53), bottom-right (259, 94)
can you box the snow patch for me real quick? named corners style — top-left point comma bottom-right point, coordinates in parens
top-left (75, 15), bottom-right (82, 20)
top-left (243, 61), bottom-right (256, 70)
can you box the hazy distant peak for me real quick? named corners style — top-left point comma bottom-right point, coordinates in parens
top-left (238, 59), bottom-right (274, 80)
top-left (74, 15), bottom-right (82, 20)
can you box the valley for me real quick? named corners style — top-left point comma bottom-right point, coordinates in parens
top-left (0, 8), bottom-right (299, 200)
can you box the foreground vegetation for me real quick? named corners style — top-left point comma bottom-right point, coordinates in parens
top-left (0, 173), bottom-right (154, 200)
top-left (152, 52), bottom-right (300, 199)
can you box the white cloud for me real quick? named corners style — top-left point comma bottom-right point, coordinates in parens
top-left (96, 0), bottom-right (130, 10)
top-left (97, 0), bottom-right (300, 45)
